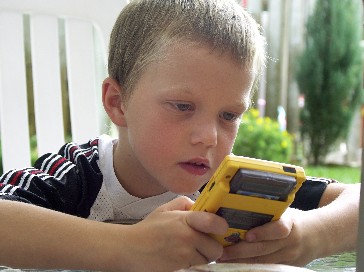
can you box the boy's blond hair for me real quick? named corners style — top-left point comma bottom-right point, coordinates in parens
top-left (108, 0), bottom-right (266, 101)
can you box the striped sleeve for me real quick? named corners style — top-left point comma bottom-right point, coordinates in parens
top-left (0, 138), bottom-right (103, 218)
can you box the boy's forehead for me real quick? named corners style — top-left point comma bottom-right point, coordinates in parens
top-left (138, 41), bottom-right (254, 103)
top-left (156, 40), bottom-right (250, 69)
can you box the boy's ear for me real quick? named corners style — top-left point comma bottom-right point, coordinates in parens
top-left (102, 77), bottom-right (128, 127)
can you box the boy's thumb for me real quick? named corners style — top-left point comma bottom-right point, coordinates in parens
top-left (157, 196), bottom-right (194, 212)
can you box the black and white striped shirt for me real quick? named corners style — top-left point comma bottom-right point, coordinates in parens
top-left (0, 135), bottom-right (333, 221)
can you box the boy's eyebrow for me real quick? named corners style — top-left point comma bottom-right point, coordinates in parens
top-left (162, 85), bottom-right (250, 110)
top-left (165, 85), bottom-right (193, 94)
top-left (160, 86), bottom-right (196, 97)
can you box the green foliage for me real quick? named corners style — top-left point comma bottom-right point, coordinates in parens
top-left (232, 108), bottom-right (293, 163)
top-left (296, 0), bottom-right (363, 165)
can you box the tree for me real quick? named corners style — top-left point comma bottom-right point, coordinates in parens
top-left (296, 0), bottom-right (363, 165)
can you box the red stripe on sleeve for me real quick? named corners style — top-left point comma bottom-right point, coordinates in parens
top-left (69, 146), bottom-right (78, 160)
top-left (10, 171), bottom-right (23, 185)
top-left (48, 157), bottom-right (67, 176)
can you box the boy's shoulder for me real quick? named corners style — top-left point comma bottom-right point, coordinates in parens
top-left (56, 137), bottom-right (101, 167)
top-left (0, 135), bottom-right (115, 217)
top-left (35, 134), bottom-right (115, 173)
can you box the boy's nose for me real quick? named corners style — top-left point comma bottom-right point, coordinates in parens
top-left (190, 120), bottom-right (218, 147)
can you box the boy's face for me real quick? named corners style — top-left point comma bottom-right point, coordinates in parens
top-left (118, 43), bottom-right (254, 196)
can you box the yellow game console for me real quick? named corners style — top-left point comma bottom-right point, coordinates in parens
top-left (191, 155), bottom-right (306, 246)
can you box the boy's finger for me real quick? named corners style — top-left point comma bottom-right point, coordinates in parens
top-left (219, 239), bottom-right (281, 261)
top-left (245, 217), bottom-right (292, 242)
top-left (195, 235), bottom-right (224, 263)
top-left (186, 211), bottom-right (228, 235)
top-left (156, 196), bottom-right (195, 212)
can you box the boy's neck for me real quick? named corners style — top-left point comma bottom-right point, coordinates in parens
top-left (112, 139), bottom-right (168, 199)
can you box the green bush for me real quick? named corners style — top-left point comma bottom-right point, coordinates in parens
top-left (232, 108), bottom-right (293, 163)
top-left (296, 0), bottom-right (363, 165)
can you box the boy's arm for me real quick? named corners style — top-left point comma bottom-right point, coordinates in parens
top-left (0, 197), bottom-right (228, 272)
top-left (219, 182), bottom-right (359, 266)
top-left (317, 181), bottom-right (350, 207)
top-left (0, 199), bottom-right (124, 271)
top-left (309, 183), bottom-right (359, 255)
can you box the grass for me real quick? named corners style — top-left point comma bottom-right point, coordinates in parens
top-left (304, 165), bottom-right (361, 184)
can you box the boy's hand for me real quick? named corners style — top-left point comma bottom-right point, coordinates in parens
top-left (217, 208), bottom-right (320, 266)
top-left (122, 196), bottom-right (228, 272)
top-left (217, 184), bottom-right (359, 267)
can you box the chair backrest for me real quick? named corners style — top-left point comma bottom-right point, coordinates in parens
top-left (0, 0), bottom-right (128, 172)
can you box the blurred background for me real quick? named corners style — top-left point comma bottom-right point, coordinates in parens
top-left (232, 0), bottom-right (363, 184)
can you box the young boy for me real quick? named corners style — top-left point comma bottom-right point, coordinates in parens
top-left (0, 0), bottom-right (359, 271)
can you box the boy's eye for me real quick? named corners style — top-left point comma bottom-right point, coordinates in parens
top-left (173, 102), bottom-right (194, 112)
top-left (220, 112), bottom-right (240, 122)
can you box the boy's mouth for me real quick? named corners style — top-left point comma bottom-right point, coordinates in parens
top-left (179, 159), bottom-right (210, 176)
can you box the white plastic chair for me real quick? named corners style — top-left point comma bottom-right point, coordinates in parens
top-left (0, 0), bottom-right (128, 172)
